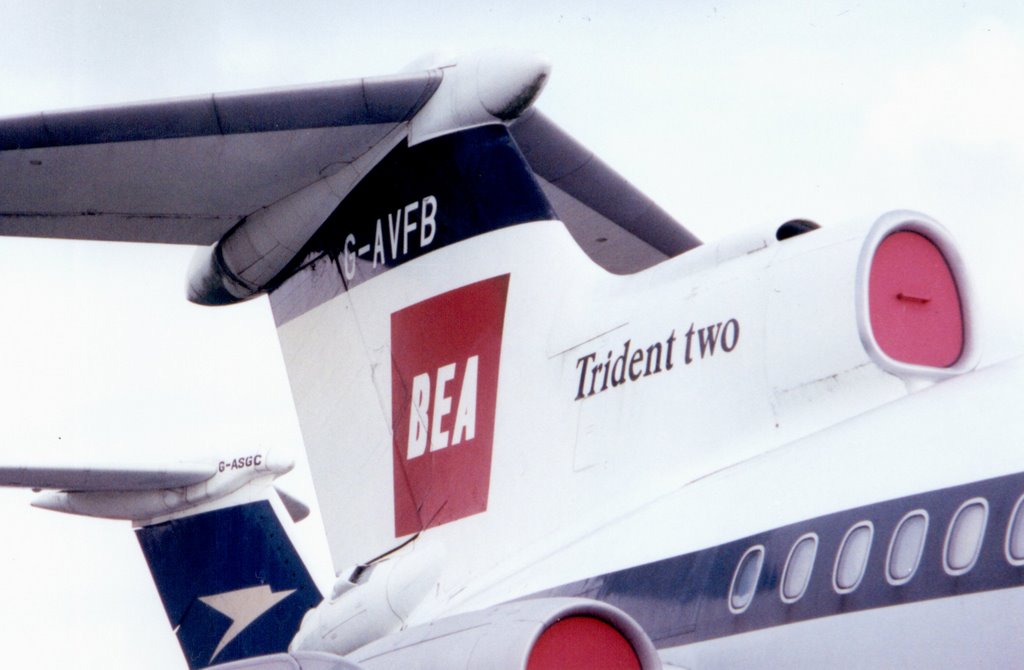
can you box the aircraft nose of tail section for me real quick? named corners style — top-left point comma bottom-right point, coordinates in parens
top-left (474, 49), bottom-right (551, 120)
top-left (257, 448), bottom-right (295, 476)
top-left (187, 244), bottom-right (249, 306)
top-left (409, 49), bottom-right (552, 144)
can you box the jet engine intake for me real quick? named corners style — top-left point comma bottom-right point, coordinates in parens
top-left (345, 597), bottom-right (661, 670)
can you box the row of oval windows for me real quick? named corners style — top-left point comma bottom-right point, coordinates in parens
top-left (729, 494), bottom-right (1024, 613)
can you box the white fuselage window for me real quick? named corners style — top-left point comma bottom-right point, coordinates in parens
top-left (729, 545), bottom-right (765, 614)
top-left (944, 498), bottom-right (988, 575)
top-left (887, 510), bottom-right (929, 585)
top-left (1006, 494), bottom-right (1024, 566)
top-left (834, 521), bottom-right (874, 593)
top-left (781, 534), bottom-right (818, 603)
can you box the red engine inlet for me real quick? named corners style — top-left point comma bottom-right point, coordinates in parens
top-left (344, 597), bottom-right (661, 670)
top-left (868, 230), bottom-right (964, 367)
top-left (528, 616), bottom-right (642, 670)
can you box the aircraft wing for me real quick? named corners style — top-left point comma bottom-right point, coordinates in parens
top-left (0, 66), bottom-right (698, 272)
top-left (0, 462), bottom-right (216, 491)
top-left (0, 72), bottom-right (441, 245)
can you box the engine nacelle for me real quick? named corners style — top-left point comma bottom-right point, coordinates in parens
top-left (345, 597), bottom-right (661, 670)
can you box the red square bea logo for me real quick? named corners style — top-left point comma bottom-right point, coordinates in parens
top-left (390, 274), bottom-right (509, 537)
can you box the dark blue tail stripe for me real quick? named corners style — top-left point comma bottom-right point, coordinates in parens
top-left (268, 124), bottom-right (556, 326)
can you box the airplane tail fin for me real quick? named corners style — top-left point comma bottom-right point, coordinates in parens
top-left (0, 455), bottom-right (324, 669)
top-left (0, 52), bottom-right (702, 662)
top-left (263, 119), bottom-right (554, 568)
top-left (237, 56), bottom-right (693, 580)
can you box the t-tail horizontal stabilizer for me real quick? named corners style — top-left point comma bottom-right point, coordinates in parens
top-left (0, 451), bottom-right (294, 520)
top-left (0, 452), bottom-right (324, 669)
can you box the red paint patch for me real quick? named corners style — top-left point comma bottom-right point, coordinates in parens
top-left (868, 232), bottom-right (963, 367)
top-left (527, 617), bottom-right (641, 670)
top-left (391, 275), bottom-right (509, 537)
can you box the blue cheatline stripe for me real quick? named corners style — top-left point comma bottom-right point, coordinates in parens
top-left (136, 501), bottom-right (323, 669)
top-left (267, 124), bottom-right (556, 326)
top-left (534, 470), bottom-right (1024, 646)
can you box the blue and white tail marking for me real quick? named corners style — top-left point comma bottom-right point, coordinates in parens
top-left (0, 454), bottom-right (325, 669)
top-left (137, 500), bottom-right (323, 668)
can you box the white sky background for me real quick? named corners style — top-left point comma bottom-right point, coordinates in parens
top-left (0, 1), bottom-right (1022, 667)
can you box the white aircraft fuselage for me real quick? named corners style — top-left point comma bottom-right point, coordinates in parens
top-left (2, 51), bottom-right (1018, 669)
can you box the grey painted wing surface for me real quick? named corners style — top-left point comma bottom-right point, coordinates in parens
top-left (0, 462), bottom-right (217, 491)
top-left (510, 109), bottom-right (701, 273)
top-left (0, 72), bottom-right (440, 245)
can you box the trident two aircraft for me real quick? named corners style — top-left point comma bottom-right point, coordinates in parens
top-left (1, 51), bottom-right (1022, 669)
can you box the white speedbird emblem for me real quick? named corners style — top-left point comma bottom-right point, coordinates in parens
top-left (198, 585), bottom-right (297, 662)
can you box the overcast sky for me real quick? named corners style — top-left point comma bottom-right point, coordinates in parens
top-left (1, 2), bottom-right (1023, 667)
